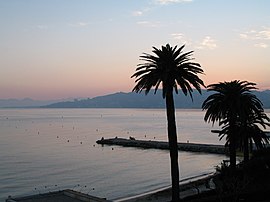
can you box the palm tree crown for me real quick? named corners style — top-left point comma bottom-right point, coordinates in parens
top-left (131, 44), bottom-right (205, 98)
top-left (203, 80), bottom-right (261, 124)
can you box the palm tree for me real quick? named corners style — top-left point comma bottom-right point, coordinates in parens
top-left (238, 110), bottom-right (270, 162)
top-left (202, 80), bottom-right (267, 169)
top-left (131, 44), bottom-right (205, 201)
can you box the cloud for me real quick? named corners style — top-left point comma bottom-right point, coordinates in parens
top-left (254, 43), bottom-right (268, 48)
top-left (259, 29), bottom-right (270, 40)
top-left (171, 32), bottom-right (218, 50)
top-left (137, 21), bottom-right (162, 28)
top-left (171, 33), bottom-right (191, 45)
top-left (155, 0), bottom-right (193, 5)
top-left (197, 36), bottom-right (217, 50)
top-left (239, 27), bottom-right (270, 48)
top-left (171, 33), bottom-right (184, 40)
top-left (37, 25), bottom-right (48, 30)
top-left (132, 11), bottom-right (143, 16)
top-left (132, 7), bottom-right (151, 17)
top-left (239, 33), bottom-right (248, 39)
top-left (171, 33), bottom-right (217, 50)
top-left (69, 22), bottom-right (90, 27)
top-left (240, 27), bottom-right (270, 40)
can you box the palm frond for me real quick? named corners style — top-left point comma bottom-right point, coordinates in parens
top-left (131, 44), bottom-right (205, 99)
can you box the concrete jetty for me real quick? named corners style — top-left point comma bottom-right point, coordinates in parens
top-left (96, 138), bottom-right (228, 155)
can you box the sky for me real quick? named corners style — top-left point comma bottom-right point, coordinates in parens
top-left (0, 0), bottom-right (270, 100)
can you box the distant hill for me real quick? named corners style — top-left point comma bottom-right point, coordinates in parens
top-left (43, 90), bottom-right (270, 109)
top-left (253, 90), bottom-right (270, 109)
top-left (0, 98), bottom-right (72, 108)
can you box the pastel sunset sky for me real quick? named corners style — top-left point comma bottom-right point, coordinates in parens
top-left (1, 0), bottom-right (270, 100)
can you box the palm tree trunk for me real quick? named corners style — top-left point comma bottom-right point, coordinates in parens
top-left (228, 121), bottom-right (237, 171)
top-left (229, 141), bottom-right (236, 171)
top-left (249, 139), bottom-right (253, 154)
top-left (243, 134), bottom-right (249, 163)
top-left (165, 90), bottom-right (180, 202)
top-left (229, 128), bottom-right (236, 171)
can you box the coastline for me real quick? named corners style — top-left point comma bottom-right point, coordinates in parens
top-left (114, 172), bottom-right (216, 202)
top-left (97, 137), bottom-right (224, 201)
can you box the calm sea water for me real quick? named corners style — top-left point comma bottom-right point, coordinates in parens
top-left (0, 109), bottom-right (268, 200)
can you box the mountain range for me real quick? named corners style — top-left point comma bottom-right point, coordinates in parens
top-left (1, 90), bottom-right (269, 109)
top-left (0, 98), bottom-right (72, 108)
top-left (43, 90), bottom-right (270, 109)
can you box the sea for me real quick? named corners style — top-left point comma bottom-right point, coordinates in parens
top-left (0, 108), bottom-right (269, 201)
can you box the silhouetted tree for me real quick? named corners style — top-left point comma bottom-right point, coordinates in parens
top-left (131, 44), bottom-right (205, 201)
top-left (237, 110), bottom-right (270, 162)
top-left (202, 80), bottom-right (269, 169)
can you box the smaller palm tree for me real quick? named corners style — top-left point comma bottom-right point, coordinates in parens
top-left (202, 80), bottom-right (267, 169)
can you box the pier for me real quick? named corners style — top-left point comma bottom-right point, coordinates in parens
top-left (6, 189), bottom-right (111, 202)
top-left (96, 138), bottom-right (228, 155)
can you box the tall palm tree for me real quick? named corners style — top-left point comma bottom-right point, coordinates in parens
top-left (131, 44), bottom-right (205, 201)
top-left (202, 80), bottom-right (266, 169)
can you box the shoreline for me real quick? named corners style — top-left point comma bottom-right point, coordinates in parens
top-left (114, 172), bottom-right (216, 202)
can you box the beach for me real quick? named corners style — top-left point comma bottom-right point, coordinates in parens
top-left (116, 173), bottom-right (216, 202)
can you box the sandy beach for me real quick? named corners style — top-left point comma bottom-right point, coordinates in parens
top-left (116, 173), bottom-right (216, 202)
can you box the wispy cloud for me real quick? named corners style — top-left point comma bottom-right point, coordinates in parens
top-left (240, 28), bottom-right (270, 40)
top-left (131, 7), bottom-right (151, 17)
top-left (37, 25), bottom-right (48, 30)
top-left (255, 43), bottom-right (268, 48)
top-left (69, 19), bottom-right (113, 27)
top-left (171, 34), bottom-right (217, 50)
top-left (195, 36), bottom-right (217, 50)
top-left (69, 22), bottom-right (90, 27)
top-left (239, 27), bottom-right (270, 48)
top-left (239, 33), bottom-right (249, 39)
top-left (155, 0), bottom-right (193, 5)
top-left (171, 33), bottom-right (191, 45)
top-left (132, 0), bottom-right (192, 18)
top-left (137, 21), bottom-right (162, 28)
top-left (171, 33), bottom-right (184, 40)
top-left (132, 11), bottom-right (143, 17)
